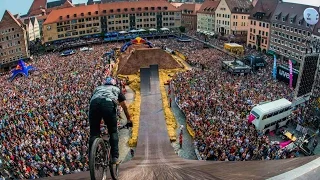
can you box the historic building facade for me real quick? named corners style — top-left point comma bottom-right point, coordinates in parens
top-left (246, 0), bottom-right (278, 52)
top-left (42, 1), bottom-right (182, 43)
top-left (0, 11), bottom-right (29, 70)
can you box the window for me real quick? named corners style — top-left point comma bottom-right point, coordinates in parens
top-left (290, 18), bottom-right (293, 23)
top-left (81, 13), bottom-right (84, 16)
top-left (157, 7), bottom-right (161, 10)
top-left (95, 11), bottom-right (98, 15)
top-left (131, 8), bottom-right (135, 11)
top-left (298, 20), bottom-right (301, 25)
top-left (103, 10), bottom-right (106, 13)
top-left (124, 8), bottom-right (128, 12)
top-left (275, 15), bottom-right (278, 20)
top-left (59, 16), bottom-right (62, 20)
top-left (151, 7), bottom-right (155, 10)
top-left (110, 9), bottom-right (114, 13)
top-left (138, 7), bottom-right (142, 11)
top-left (73, 14), bottom-right (77, 17)
top-left (88, 12), bottom-right (91, 15)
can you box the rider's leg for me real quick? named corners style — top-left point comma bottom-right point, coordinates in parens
top-left (88, 98), bottom-right (103, 157)
top-left (100, 100), bottom-right (119, 163)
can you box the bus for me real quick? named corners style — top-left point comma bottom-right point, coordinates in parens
top-left (248, 98), bottom-right (292, 133)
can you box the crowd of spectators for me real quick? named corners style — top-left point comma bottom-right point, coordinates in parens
top-left (168, 38), bottom-right (301, 161)
top-left (0, 33), bottom-right (318, 179)
top-left (0, 43), bottom-right (123, 179)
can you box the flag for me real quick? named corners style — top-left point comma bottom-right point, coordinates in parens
top-left (272, 55), bottom-right (277, 79)
top-left (289, 59), bottom-right (293, 88)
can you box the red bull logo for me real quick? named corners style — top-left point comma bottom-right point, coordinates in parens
top-left (16, 65), bottom-right (22, 70)
top-left (131, 37), bottom-right (146, 45)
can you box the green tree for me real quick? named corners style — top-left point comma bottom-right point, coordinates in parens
top-left (179, 26), bottom-right (186, 33)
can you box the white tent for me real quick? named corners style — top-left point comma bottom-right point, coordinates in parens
top-left (129, 29), bottom-right (138, 33)
top-left (138, 29), bottom-right (146, 32)
top-left (160, 27), bottom-right (169, 31)
top-left (119, 31), bottom-right (127, 34)
top-left (148, 28), bottom-right (157, 31)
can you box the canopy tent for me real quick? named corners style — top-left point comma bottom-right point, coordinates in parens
top-left (138, 29), bottom-right (146, 32)
top-left (119, 31), bottom-right (127, 34)
top-left (148, 28), bottom-right (157, 31)
top-left (129, 29), bottom-right (138, 33)
top-left (160, 27), bottom-right (169, 31)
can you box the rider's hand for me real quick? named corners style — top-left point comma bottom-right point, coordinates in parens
top-left (126, 121), bottom-right (133, 128)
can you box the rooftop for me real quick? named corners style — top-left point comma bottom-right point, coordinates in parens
top-left (253, 98), bottom-right (292, 114)
top-left (0, 10), bottom-right (23, 30)
top-left (177, 3), bottom-right (202, 15)
top-left (28, 0), bottom-right (74, 16)
top-left (249, 0), bottom-right (278, 22)
top-left (226, 0), bottom-right (252, 14)
top-left (198, 0), bottom-right (220, 14)
top-left (44, 1), bottom-right (179, 25)
top-left (271, 2), bottom-right (320, 31)
top-left (28, 0), bottom-right (47, 15)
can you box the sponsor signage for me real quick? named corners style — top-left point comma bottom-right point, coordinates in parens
top-left (276, 65), bottom-right (299, 87)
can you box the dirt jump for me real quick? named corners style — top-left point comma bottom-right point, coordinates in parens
top-left (117, 45), bottom-right (182, 75)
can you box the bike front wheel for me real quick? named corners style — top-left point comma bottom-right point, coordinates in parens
top-left (109, 162), bottom-right (119, 180)
top-left (89, 138), bottom-right (108, 180)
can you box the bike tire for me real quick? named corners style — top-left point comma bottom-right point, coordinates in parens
top-left (89, 138), bottom-right (108, 180)
top-left (109, 162), bottom-right (119, 180)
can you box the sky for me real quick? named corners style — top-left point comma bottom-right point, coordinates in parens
top-left (0, 0), bottom-right (320, 19)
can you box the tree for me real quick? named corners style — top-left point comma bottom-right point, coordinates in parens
top-left (179, 26), bottom-right (186, 33)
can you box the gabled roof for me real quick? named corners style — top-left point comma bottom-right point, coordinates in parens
top-left (198, 0), bottom-right (220, 14)
top-left (178, 3), bottom-right (202, 15)
top-left (271, 2), bottom-right (319, 31)
top-left (28, 0), bottom-right (47, 15)
top-left (1, 10), bottom-right (22, 27)
top-left (225, 0), bottom-right (252, 14)
top-left (249, 0), bottom-right (278, 22)
top-left (44, 1), bottom-right (179, 25)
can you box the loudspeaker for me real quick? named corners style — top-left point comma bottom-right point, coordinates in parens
top-left (295, 54), bottom-right (320, 98)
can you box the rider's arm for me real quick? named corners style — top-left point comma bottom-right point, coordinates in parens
top-left (118, 92), bottom-right (131, 122)
top-left (120, 101), bottom-right (131, 122)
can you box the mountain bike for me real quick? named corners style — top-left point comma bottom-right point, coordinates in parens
top-left (89, 124), bottom-right (130, 180)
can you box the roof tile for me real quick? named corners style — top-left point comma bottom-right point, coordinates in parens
top-left (28, 0), bottom-right (47, 15)
top-left (178, 3), bottom-right (202, 15)
top-left (249, 0), bottom-right (278, 22)
top-left (44, 1), bottom-right (179, 25)
top-left (271, 2), bottom-right (320, 31)
top-left (225, 0), bottom-right (252, 14)
top-left (198, 0), bottom-right (220, 14)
